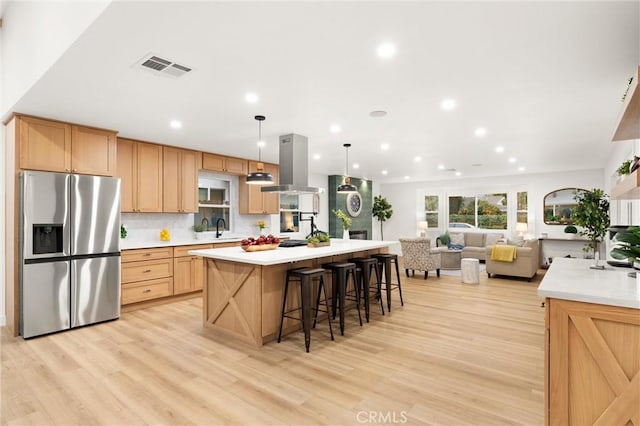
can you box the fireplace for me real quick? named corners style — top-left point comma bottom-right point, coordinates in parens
top-left (349, 230), bottom-right (368, 240)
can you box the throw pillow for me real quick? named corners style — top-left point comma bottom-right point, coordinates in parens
top-left (523, 239), bottom-right (537, 248)
top-left (507, 238), bottom-right (525, 247)
top-left (449, 233), bottom-right (465, 246)
top-left (485, 233), bottom-right (503, 246)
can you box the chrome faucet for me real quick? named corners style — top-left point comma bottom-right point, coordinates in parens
top-left (216, 218), bottom-right (226, 238)
top-left (201, 217), bottom-right (209, 231)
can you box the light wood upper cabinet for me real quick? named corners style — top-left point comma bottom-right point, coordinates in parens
top-left (202, 153), bottom-right (247, 175)
top-left (612, 65), bottom-right (640, 142)
top-left (116, 138), bottom-right (163, 212)
top-left (70, 126), bottom-right (117, 176)
top-left (239, 161), bottom-right (279, 214)
top-left (163, 147), bottom-right (199, 213)
top-left (18, 116), bottom-right (71, 173)
top-left (18, 116), bottom-right (116, 176)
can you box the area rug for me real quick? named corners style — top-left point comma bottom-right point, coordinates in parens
top-left (439, 264), bottom-right (486, 276)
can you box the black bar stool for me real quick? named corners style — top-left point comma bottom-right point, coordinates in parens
top-left (371, 253), bottom-right (404, 312)
top-left (277, 267), bottom-right (334, 352)
top-left (349, 257), bottom-right (385, 322)
top-left (321, 262), bottom-right (361, 335)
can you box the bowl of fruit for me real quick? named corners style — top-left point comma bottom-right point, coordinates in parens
top-left (240, 235), bottom-right (280, 252)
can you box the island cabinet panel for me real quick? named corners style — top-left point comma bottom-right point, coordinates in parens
top-left (204, 259), bottom-right (262, 346)
top-left (547, 299), bottom-right (640, 426)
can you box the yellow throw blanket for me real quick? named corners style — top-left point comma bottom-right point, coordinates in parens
top-left (491, 245), bottom-right (517, 262)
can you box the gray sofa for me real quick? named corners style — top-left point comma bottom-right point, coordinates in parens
top-left (436, 232), bottom-right (504, 261)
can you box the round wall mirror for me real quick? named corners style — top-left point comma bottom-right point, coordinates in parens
top-left (543, 188), bottom-right (587, 225)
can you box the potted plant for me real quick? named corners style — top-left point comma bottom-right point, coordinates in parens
top-left (437, 232), bottom-right (451, 248)
top-left (372, 195), bottom-right (393, 240)
top-left (307, 233), bottom-right (331, 248)
top-left (572, 188), bottom-right (610, 267)
top-left (193, 224), bottom-right (205, 238)
top-left (617, 159), bottom-right (632, 177)
top-left (563, 225), bottom-right (578, 239)
top-left (610, 226), bottom-right (640, 276)
top-left (333, 209), bottom-right (352, 239)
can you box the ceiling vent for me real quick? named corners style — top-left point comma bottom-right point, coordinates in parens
top-left (135, 53), bottom-right (193, 78)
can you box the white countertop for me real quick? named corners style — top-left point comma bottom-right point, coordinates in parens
top-left (189, 239), bottom-right (394, 266)
top-left (120, 235), bottom-right (244, 250)
top-left (537, 258), bottom-right (640, 309)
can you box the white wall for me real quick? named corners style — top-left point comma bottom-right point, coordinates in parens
top-left (380, 168), bottom-right (605, 244)
top-left (0, 0), bottom-right (110, 117)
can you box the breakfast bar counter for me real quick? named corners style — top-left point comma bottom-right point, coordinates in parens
top-left (189, 240), bottom-right (393, 346)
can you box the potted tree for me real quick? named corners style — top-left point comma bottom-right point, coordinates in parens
top-left (572, 188), bottom-right (610, 268)
top-left (372, 195), bottom-right (393, 240)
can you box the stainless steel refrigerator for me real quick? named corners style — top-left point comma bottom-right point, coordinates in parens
top-left (20, 171), bottom-right (121, 338)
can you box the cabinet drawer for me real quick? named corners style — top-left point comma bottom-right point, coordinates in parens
top-left (174, 244), bottom-right (212, 258)
top-left (122, 247), bottom-right (173, 263)
top-left (122, 258), bottom-right (173, 283)
top-left (122, 277), bottom-right (173, 305)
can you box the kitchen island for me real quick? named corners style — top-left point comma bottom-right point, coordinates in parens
top-left (189, 239), bottom-right (393, 346)
top-left (537, 258), bottom-right (640, 425)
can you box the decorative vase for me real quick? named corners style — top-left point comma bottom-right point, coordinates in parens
top-left (343, 229), bottom-right (350, 240)
top-left (259, 228), bottom-right (267, 236)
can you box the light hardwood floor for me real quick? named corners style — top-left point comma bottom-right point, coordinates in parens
top-left (2, 271), bottom-right (546, 425)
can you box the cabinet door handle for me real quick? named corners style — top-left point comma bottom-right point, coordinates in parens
top-left (143, 289), bottom-right (151, 293)
top-left (143, 253), bottom-right (151, 257)
top-left (143, 269), bottom-right (152, 273)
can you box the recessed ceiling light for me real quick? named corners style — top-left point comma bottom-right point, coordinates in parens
top-left (353, 163), bottom-right (360, 169)
top-left (508, 157), bottom-right (517, 163)
top-left (329, 124), bottom-right (341, 133)
top-left (413, 156), bottom-right (422, 162)
top-left (475, 127), bottom-right (487, 137)
top-left (377, 42), bottom-right (396, 58)
top-left (369, 110), bottom-right (387, 118)
top-left (382, 170), bottom-right (388, 175)
top-left (257, 140), bottom-right (266, 148)
top-left (455, 171), bottom-right (462, 176)
top-left (380, 143), bottom-right (390, 150)
top-left (472, 163), bottom-right (483, 167)
top-left (437, 164), bottom-right (445, 170)
top-left (495, 146), bottom-right (505, 153)
top-left (518, 166), bottom-right (526, 172)
top-left (404, 176), bottom-right (410, 180)
top-left (313, 153), bottom-right (321, 160)
top-left (169, 120), bottom-right (182, 129)
top-left (441, 99), bottom-right (456, 111)
top-left (245, 93), bottom-right (258, 103)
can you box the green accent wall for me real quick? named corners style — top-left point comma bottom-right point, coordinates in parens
top-left (328, 175), bottom-right (373, 239)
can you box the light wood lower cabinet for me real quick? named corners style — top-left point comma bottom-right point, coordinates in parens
top-left (173, 244), bottom-right (211, 295)
top-left (545, 298), bottom-right (640, 425)
top-left (121, 243), bottom-right (238, 307)
top-left (121, 247), bottom-right (173, 305)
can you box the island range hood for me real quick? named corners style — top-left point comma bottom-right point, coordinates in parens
top-left (261, 133), bottom-right (320, 194)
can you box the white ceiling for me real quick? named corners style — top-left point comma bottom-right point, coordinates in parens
top-left (11, 1), bottom-right (640, 183)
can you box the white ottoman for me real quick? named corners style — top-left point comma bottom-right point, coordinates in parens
top-left (461, 258), bottom-right (480, 284)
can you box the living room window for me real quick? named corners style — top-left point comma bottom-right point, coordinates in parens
top-left (424, 195), bottom-right (439, 227)
top-left (517, 191), bottom-right (528, 224)
top-left (448, 193), bottom-right (508, 230)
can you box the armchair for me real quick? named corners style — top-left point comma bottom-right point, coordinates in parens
top-left (399, 238), bottom-right (441, 279)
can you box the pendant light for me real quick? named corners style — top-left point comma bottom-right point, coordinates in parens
top-left (337, 143), bottom-right (358, 193)
top-left (246, 115), bottom-right (274, 185)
